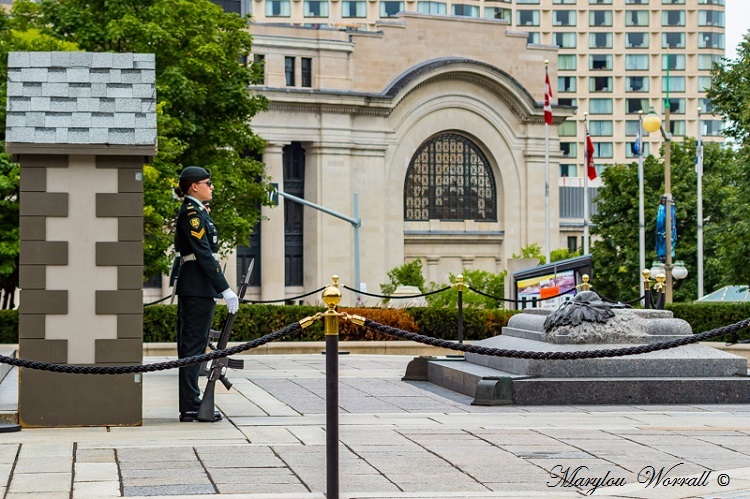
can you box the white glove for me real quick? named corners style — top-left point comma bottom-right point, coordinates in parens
top-left (221, 288), bottom-right (239, 314)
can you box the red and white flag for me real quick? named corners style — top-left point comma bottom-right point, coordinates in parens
top-left (544, 67), bottom-right (553, 125)
top-left (586, 130), bottom-right (596, 180)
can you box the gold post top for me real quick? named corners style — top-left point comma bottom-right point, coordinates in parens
top-left (580, 274), bottom-right (590, 291)
top-left (642, 269), bottom-right (651, 291)
top-left (456, 274), bottom-right (464, 291)
top-left (322, 275), bottom-right (342, 312)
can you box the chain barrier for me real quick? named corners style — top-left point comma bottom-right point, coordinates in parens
top-left (143, 295), bottom-right (172, 307)
top-left (240, 286), bottom-right (326, 304)
top-left (341, 284), bottom-right (451, 300)
top-left (357, 316), bottom-right (750, 360)
top-left (0, 319), bottom-right (315, 374)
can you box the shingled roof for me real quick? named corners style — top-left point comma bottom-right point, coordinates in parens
top-left (5, 51), bottom-right (157, 152)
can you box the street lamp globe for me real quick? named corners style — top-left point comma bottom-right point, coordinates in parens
top-left (672, 261), bottom-right (689, 280)
top-left (643, 107), bottom-right (662, 134)
top-left (650, 261), bottom-right (666, 279)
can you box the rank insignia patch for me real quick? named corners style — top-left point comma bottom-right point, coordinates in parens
top-left (189, 218), bottom-right (200, 229)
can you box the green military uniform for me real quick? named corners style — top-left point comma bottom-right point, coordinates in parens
top-left (173, 168), bottom-right (230, 417)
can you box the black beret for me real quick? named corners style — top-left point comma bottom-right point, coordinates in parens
top-left (179, 166), bottom-right (211, 182)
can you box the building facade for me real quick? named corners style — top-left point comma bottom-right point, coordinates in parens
top-left (217, 14), bottom-right (574, 304)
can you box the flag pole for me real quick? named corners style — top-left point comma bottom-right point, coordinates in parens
top-left (583, 112), bottom-right (589, 255)
top-left (697, 107), bottom-right (704, 299)
top-left (638, 110), bottom-right (645, 299)
top-left (544, 60), bottom-right (551, 264)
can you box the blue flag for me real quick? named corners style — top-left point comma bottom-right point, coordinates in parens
top-left (633, 135), bottom-right (641, 156)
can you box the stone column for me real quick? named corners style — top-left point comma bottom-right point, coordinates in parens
top-left (7, 51), bottom-right (156, 427)
top-left (260, 143), bottom-right (286, 301)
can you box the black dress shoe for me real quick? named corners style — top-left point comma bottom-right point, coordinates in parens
top-left (179, 410), bottom-right (222, 422)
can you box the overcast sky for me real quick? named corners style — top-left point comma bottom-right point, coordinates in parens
top-left (725, 0), bottom-right (749, 61)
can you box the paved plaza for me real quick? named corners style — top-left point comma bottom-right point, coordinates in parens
top-left (3, 353), bottom-right (750, 498)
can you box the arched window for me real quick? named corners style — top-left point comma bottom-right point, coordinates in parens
top-left (404, 133), bottom-right (497, 221)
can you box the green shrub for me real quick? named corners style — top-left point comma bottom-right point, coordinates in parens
top-left (0, 310), bottom-right (18, 344)
top-left (667, 302), bottom-right (750, 342)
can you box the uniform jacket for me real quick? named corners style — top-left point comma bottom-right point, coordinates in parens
top-left (174, 196), bottom-right (230, 298)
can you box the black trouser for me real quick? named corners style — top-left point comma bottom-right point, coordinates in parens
top-left (176, 296), bottom-right (216, 414)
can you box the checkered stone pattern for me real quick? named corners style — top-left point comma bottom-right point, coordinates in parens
top-left (5, 51), bottom-right (156, 146)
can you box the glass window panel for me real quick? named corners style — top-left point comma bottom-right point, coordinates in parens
top-left (526, 32), bottom-right (540, 44)
top-left (589, 32), bottom-right (612, 48)
top-left (304, 0), bottom-right (328, 16)
top-left (698, 54), bottom-right (722, 70)
top-left (702, 119), bottom-right (723, 135)
top-left (667, 98), bottom-right (685, 113)
top-left (517, 9), bottom-right (540, 26)
top-left (669, 120), bottom-right (686, 136)
top-left (700, 98), bottom-right (714, 113)
top-left (626, 32), bottom-right (649, 48)
top-left (560, 164), bottom-right (577, 177)
top-left (554, 32), bottom-right (577, 48)
top-left (663, 0), bottom-right (685, 3)
top-left (626, 120), bottom-right (649, 136)
top-left (662, 10), bottom-right (685, 26)
top-left (553, 10), bottom-right (576, 26)
top-left (699, 32), bottom-right (724, 49)
top-left (594, 143), bottom-right (613, 158)
top-left (589, 10), bottom-right (612, 26)
top-left (626, 98), bottom-right (649, 113)
top-left (266, 0), bottom-right (291, 16)
top-left (590, 54), bottom-right (612, 70)
top-left (484, 6), bottom-right (510, 20)
top-left (380, 1), bottom-right (403, 17)
top-left (517, 0), bottom-right (539, 3)
top-left (626, 0), bottom-right (648, 4)
top-left (625, 10), bottom-right (649, 26)
top-left (553, 0), bottom-right (576, 4)
top-left (662, 32), bottom-right (685, 48)
top-left (558, 98), bottom-right (577, 106)
top-left (625, 54), bottom-right (649, 70)
top-left (589, 120), bottom-right (613, 136)
top-left (558, 120), bottom-right (577, 136)
top-left (698, 76), bottom-right (712, 92)
top-left (589, 98), bottom-right (613, 114)
top-left (662, 76), bottom-right (686, 92)
top-left (589, 76), bottom-right (612, 92)
top-left (626, 142), bottom-right (650, 157)
top-left (284, 56), bottom-right (295, 86)
top-left (342, 1), bottom-right (366, 17)
top-left (698, 10), bottom-right (724, 27)
top-left (558, 54), bottom-right (577, 70)
top-left (453, 4), bottom-right (479, 16)
top-left (626, 76), bottom-right (649, 92)
top-left (590, 0), bottom-right (612, 4)
top-left (558, 76), bottom-right (577, 92)
top-left (403, 133), bottom-right (497, 221)
top-left (698, 0), bottom-right (724, 5)
top-left (560, 142), bottom-right (577, 158)
top-left (421, 1), bottom-right (447, 14)
top-left (662, 54), bottom-right (685, 70)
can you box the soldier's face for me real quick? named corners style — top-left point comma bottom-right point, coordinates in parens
top-left (192, 180), bottom-right (213, 202)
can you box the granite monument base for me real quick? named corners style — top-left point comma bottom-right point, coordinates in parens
top-left (407, 309), bottom-right (750, 405)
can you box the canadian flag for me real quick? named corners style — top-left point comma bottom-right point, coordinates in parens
top-left (586, 130), bottom-right (596, 180)
top-left (544, 68), bottom-right (553, 125)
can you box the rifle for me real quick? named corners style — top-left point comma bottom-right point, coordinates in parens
top-left (196, 259), bottom-right (253, 422)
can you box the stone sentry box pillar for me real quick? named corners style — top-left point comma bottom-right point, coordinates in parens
top-left (5, 52), bottom-right (157, 427)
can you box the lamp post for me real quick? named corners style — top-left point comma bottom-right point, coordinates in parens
top-left (637, 110), bottom-right (645, 299)
top-left (643, 106), bottom-right (675, 302)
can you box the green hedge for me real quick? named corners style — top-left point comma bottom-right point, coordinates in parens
top-left (4, 302), bottom-right (748, 344)
top-left (667, 303), bottom-right (750, 342)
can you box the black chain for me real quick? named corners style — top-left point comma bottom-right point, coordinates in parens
top-left (240, 287), bottom-right (326, 304)
top-left (467, 286), bottom-right (577, 303)
top-left (144, 295), bottom-right (172, 307)
top-left (342, 285), bottom-right (452, 300)
top-left (0, 322), bottom-right (302, 374)
top-left (362, 317), bottom-right (750, 360)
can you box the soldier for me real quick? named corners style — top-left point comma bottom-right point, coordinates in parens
top-left (173, 166), bottom-right (239, 422)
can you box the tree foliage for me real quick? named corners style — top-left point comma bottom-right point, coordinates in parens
top-left (590, 139), bottom-right (737, 302)
top-left (380, 259), bottom-right (426, 296)
top-left (426, 268), bottom-right (507, 309)
top-left (8, 0), bottom-right (269, 278)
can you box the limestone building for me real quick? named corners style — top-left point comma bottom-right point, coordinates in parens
top-left (225, 14), bottom-right (574, 304)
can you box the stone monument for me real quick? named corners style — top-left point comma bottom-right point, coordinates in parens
top-left (408, 292), bottom-right (750, 405)
top-left (6, 51), bottom-right (157, 426)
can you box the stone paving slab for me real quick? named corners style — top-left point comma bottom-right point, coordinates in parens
top-left (2, 354), bottom-right (750, 498)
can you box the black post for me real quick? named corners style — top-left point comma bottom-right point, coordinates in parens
top-left (457, 275), bottom-right (464, 345)
top-left (326, 330), bottom-right (339, 499)
top-left (532, 297), bottom-right (538, 309)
